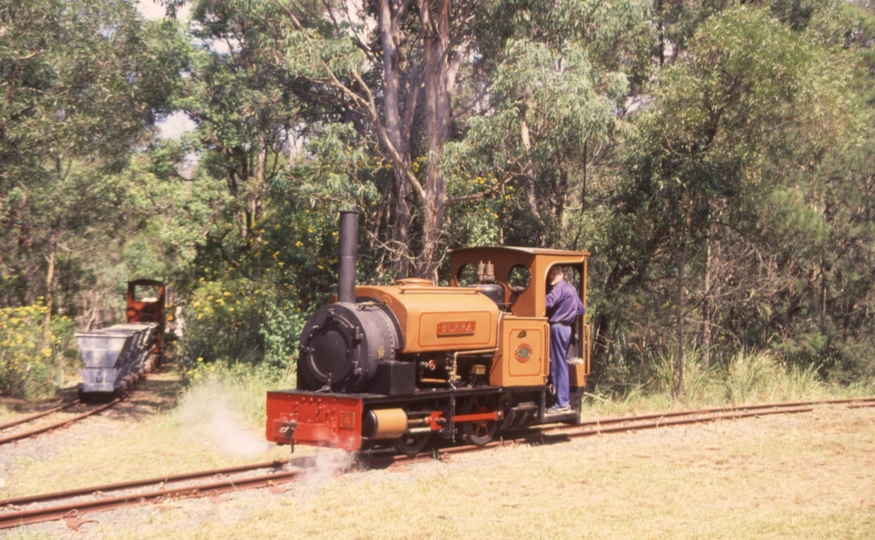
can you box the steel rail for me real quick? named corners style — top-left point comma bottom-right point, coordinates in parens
top-left (0, 349), bottom-right (165, 447)
top-left (0, 400), bottom-right (81, 431)
top-left (0, 398), bottom-right (121, 446)
top-left (0, 460), bottom-right (290, 508)
top-left (385, 397), bottom-right (875, 466)
top-left (572, 397), bottom-right (875, 430)
top-left (0, 468), bottom-right (301, 530)
top-left (847, 402), bottom-right (875, 409)
top-left (537, 405), bottom-right (814, 439)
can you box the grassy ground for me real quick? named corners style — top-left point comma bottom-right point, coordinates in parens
top-left (7, 401), bottom-right (874, 540)
top-left (0, 353), bottom-right (873, 538)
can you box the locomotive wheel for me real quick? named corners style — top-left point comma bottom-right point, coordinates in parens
top-left (460, 395), bottom-right (498, 446)
top-left (395, 432), bottom-right (431, 456)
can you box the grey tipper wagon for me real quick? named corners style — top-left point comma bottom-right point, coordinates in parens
top-left (76, 323), bottom-right (159, 397)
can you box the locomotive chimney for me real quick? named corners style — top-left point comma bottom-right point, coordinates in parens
top-left (338, 210), bottom-right (358, 304)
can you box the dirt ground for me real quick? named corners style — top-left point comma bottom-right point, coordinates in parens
top-left (1, 381), bottom-right (872, 540)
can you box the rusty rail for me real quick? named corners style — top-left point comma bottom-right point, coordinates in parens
top-left (0, 398), bottom-right (121, 446)
top-left (384, 397), bottom-right (875, 466)
top-left (0, 400), bottom-right (81, 431)
top-left (0, 461), bottom-right (298, 530)
top-left (0, 472), bottom-right (300, 529)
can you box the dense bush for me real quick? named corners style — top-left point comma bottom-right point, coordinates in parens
top-left (179, 277), bottom-right (306, 376)
top-left (0, 303), bottom-right (75, 399)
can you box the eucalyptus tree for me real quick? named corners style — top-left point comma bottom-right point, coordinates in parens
top-left (182, 0), bottom-right (307, 248)
top-left (261, 0), bottom-right (491, 279)
top-left (442, 0), bottom-right (652, 249)
top-left (259, 0), bottom-right (657, 279)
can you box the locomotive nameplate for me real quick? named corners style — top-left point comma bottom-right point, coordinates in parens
top-left (437, 321), bottom-right (477, 336)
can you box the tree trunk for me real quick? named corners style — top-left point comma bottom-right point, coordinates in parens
top-left (675, 199), bottom-right (692, 398)
top-left (244, 139), bottom-right (266, 240)
top-left (702, 234), bottom-right (713, 366)
top-left (378, 0), bottom-right (414, 278)
top-left (394, 171), bottom-right (413, 278)
top-left (42, 234), bottom-right (57, 349)
top-left (557, 168), bottom-right (569, 229)
top-left (415, 0), bottom-right (453, 280)
top-left (581, 140), bottom-right (587, 212)
top-left (520, 116), bottom-right (540, 218)
top-left (656, 0), bottom-right (665, 67)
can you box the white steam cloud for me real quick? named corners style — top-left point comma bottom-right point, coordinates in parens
top-left (302, 449), bottom-right (352, 485)
top-left (177, 380), bottom-right (271, 458)
top-left (207, 400), bottom-right (271, 457)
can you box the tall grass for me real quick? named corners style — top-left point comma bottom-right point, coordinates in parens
top-left (585, 348), bottom-right (860, 416)
top-left (724, 351), bottom-right (825, 404)
top-left (651, 347), bottom-right (721, 403)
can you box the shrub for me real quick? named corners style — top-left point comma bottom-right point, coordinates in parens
top-left (180, 278), bottom-right (305, 378)
top-left (0, 303), bottom-right (74, 399)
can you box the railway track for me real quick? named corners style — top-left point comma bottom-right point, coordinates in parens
top-left (2, 396), bottom-right (873, 530)
top-left (0, 355), bottom-right (169, 446)
top-left (0, 398), bottom-right (121, 446)
top-left (0, 460), bottom-right (303, 530)
top-left (381, 396), bottom-right (875, 466)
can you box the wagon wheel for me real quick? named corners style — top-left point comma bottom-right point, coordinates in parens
top-left (395, 431), bottom-right (431, 456)
top-left (460, 395), bottom-right (498, 446)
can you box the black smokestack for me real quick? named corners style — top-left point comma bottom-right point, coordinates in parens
top-left (338, 210), bottom-right (358, 304)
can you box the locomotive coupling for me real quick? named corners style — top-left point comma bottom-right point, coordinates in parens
top-left (277, 420), bottom-right (298, 440)
top-left (277, 420), bottom-right (298, 452)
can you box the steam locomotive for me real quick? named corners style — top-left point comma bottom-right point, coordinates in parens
top-left (266, 211), bottom-right (590, 454)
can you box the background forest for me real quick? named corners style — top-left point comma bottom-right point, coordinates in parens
top-left (3, 0), bottom-right (875, 400)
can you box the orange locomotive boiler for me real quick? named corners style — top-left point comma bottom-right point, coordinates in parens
top-left (266, 211), bottom-right (590, 454)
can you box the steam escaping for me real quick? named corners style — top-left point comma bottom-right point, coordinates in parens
top-left (177, 380), bottom-right (271, 457)
top-left (207, 400), bottom-right (271, 457)
top-left (302, 448), bottom-right (352, 485)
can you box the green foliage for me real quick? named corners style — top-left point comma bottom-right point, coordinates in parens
top-left (182, 279), bottom-right (266, 367)
top-left (0, 0), bottom-right (190, 353)
top-left (259, 300), bottom-right (307, 373)
top-left (589, 2), bottom-right (871, 394)
top-left (6, 0), bottom-right (875, 395)
top-left (446, 0), bottom-right (651, 248)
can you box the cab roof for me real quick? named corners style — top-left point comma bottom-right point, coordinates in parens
top-left (449, 246), bottom-right (590, 257)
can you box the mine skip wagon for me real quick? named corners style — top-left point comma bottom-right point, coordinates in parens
top-left (267, 212), bottom-right (590, 454)
top-left (76, 280), bottom-right (165, 398)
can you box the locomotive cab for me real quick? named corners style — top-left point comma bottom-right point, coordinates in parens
top-left (266, 212), bottom-right (591, 454)
top-left (450, 247), bottom-right (590, 391)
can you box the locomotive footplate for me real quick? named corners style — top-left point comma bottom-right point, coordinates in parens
top-left (266, 386), bottom-right (572, 453)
